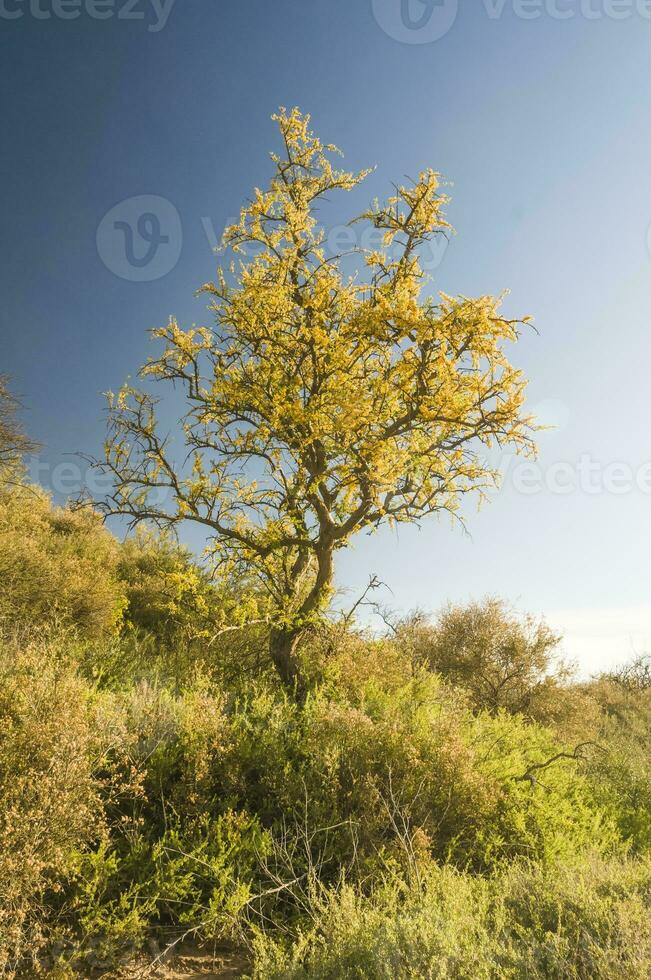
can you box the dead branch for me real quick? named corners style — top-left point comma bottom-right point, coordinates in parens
top-left (514, 741), bottom-right (605, 789)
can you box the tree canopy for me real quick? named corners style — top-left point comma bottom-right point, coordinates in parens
top-left (101, 108), bottom-right (536, 690)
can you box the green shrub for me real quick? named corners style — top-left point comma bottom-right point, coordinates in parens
top-left (581, 677), bottom-right (651, 855)
top-left (0, 634), bottom-right (102, 975)
top-left (57, 679), bottom-right (267, 970)
top-left (218, 672), bottom-right (617, 880)
top-left (0, 542), bottom-right (647, 977)
top-left (0, 486), bottom-right (126, 640)
top-left (68, 810), bottom-right (267, 968)
top-left (253, 856), bottom-right (651, 979)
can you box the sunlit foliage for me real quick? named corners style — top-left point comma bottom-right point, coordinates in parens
top-left (0, 485), bottom-right (125, 639)
top-left (0, 376), bottom-right (38, 486)
top-left (100, 108), bottom-right (536, 688)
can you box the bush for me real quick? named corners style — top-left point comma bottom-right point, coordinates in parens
top-left (397, 598), bottom-right (569, 721)
top-left (581, 674), bottom-right (651, 855)
top-left (0, 376), bottom-right (38, 486)
top-left (218, 671), bottom-right (618, 879)
top-left (253, 856), bottom-right (651, 979)
top-left (117, 530), bottom-right (229, 655)
top-left (0, 493), bottom-right (648, 979)
top-left (59, 679), bottom-right (268, 970)
top-left (68, 810), bottom-right (267, 968)
top-left (0, 633), bottom-right (102, 974)
top-left (0, 486), bottom-right (126, 640)
top-left (103, 529), bottom-right (273, 687)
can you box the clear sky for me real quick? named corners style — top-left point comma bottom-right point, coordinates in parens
top-left (3, 0), bottom-right (651, 673)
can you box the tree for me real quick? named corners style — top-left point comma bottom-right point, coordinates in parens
top-left (100, 108), bottom-right (536, 692)
top-left (401, 598), bottom-right (565, 717)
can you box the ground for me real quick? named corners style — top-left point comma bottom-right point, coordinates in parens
top-left (104, 944), bottom-right (249, 979)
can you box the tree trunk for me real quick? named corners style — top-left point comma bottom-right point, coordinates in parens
top-left (269, 626), bottom-right (304, 695)
top-left (268, 542), bottom-right (334, 697)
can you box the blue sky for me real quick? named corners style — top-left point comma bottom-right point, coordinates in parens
top-left (3, 0), bottom-right (651, 672)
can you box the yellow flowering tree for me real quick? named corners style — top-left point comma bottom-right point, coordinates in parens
top-left (101, 109), bottom-right (535, 691)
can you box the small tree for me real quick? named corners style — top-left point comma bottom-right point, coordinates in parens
top-left (403, 598), bottom-right (565, 716)
top-left (100, 109), bottom-right (535, 691)
top-left (606, 654), bottom-right (651, 693)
